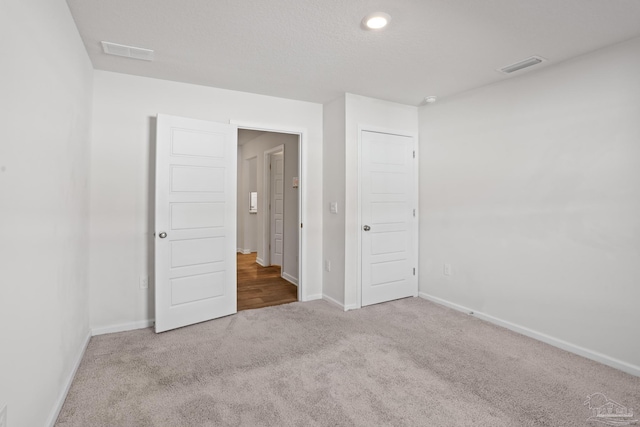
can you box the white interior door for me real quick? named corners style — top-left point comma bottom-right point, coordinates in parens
top-left (270, 152), bottom-right (284, 266)
top-left (361, 130), bottom-right (417, 306)
top-left (155, 114), bottom-right (237, 333)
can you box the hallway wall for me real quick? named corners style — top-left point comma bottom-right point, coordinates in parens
top-left (238, 132), bottom-right (300, 283)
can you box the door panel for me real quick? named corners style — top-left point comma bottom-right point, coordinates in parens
top-left (361, 131), bottom-right (416, 307)
top-left (170, 272), bottom-right (226, 306)
top-left (270, 153), bottom-right (284, 266)
top-left (170, 237), bottom-right (225, 268)
top-left (171, 166), bottom-right (225, 192)
top-left (155, 114), bottom-right (237, 333)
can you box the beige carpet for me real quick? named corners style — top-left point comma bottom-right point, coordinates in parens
top-left (56, 298), bottom-right (639, 426)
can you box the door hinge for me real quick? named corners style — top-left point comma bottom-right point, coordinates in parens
top-left (413, 209), bottom-right (416, 217)
top-left (413, 150), bottom-right (415, 159)
top-left (413, 268), bottom-right (416, 276)
top-left (300, 223), bottom-right (303, 228)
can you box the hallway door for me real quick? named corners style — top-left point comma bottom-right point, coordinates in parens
top-left (270, 152), bottom-right (284, 266)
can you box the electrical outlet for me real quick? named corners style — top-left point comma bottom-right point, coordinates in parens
top-left (325, 259), bottom-right (331, 272)
top-left (443, 263), bottom-right (452, 276)
top-left (139, 276), bottom-right (149, 289)
top-left (0, 404), bottom-right (7, 427)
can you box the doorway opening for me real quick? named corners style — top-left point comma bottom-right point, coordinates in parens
top-left (236, 129), bottom-right (300, 311)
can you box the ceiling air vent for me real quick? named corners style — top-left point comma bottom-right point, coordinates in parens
top-left (101, 41), bottom-right (154, 61)
top-left (499, 56), bottom-right (546, 74)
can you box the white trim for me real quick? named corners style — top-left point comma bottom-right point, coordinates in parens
top-left (418, 292), bottom-right (473, 314)
top-left (304, 293), bottom-right (323, 302)
top-left (419, 293), bottom-right (640, 377)
top-left (236, 248), bottom-right (252, 255)
top-left (357, 125), bottom-right (419, 309)
top-left (282, 272), bottom-right (298, 286)
top-left (256, 257), bottom-right (266, 267)
top-left (46, 331), bottom-right (91, 427)
top-left (91, 319), bottom-right (154, 336)
top-left (344, 304), bottom-right (359, 311)
top-left (322, 294), bottom-right (345, 310)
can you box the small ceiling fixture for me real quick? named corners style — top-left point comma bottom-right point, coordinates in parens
top-left (424, 96), bottom-right (438, 104)
top-left (362, 12), bottom-right (391, 30)
top-left (101, 41), bottom-right (154, 61)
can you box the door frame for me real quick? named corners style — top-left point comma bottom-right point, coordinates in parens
top-left (231, 120), bottom-right (305, 302)
top-left (356, 124), bottom-right (419, 309)
top-left (262, 145), bottom-right (285, 268)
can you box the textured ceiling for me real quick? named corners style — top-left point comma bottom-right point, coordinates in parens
top-left (66, 0), bottom-right (640, 105)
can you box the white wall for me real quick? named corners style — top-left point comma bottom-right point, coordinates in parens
top-left (322, 96), bottom-right (347, 305)
top-left (322, 94), bottom-right (419, 309)
top-left (0, 0), bottom-right (93, 426)
top-left (237, 132), bottom-right (299, 281)
top-left (89, 71), bottom-right (322, 332)
top-left (419, 36), bottom-right (640, 374)
top-left (237, 145), bottom-right (258, 254)
top-left (247, 157), bottom-right (258, 251)
top-left (344, 94), bottom-right (419, 309)
top-left (236, 145), bottom-right (246, 251)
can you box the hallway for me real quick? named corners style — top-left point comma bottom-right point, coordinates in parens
top-left (237, 253), bottom-right (298, 311)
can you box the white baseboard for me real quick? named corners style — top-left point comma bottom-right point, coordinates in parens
top-left (46, 330), bottom-right (91, 427)
top-left (282, 272), bottom-right (298, 286)
top-left (256, 257), bottom-right (266, 267)
top-left (91, 319), bottom-right (154, 336)
top-left (418, 292), bottom-right (474, 314)
top-left (419, 292), bottom-right (640, 377)
top-left (322, 294), bottom-right (346, 310)
top-left (319, 294), bottom-right (359, 311)
top-left (304, 293), bottom-right (323, 302)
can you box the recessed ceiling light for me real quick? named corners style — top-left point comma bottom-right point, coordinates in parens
top-left (362, 12), bottom-right (391, 30)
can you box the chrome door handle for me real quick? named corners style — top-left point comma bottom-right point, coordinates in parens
top-left (363, 225), bottom-right (371, 231)
top-left (159, 232), bottom-right (167, 239)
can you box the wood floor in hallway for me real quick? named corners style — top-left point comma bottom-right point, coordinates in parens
top-left (237, 253), bottom-right (298, 311)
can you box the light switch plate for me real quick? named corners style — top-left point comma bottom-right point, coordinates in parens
top-left (443, 263), bottom-right (452, 276)
top-left (330, 202), bottom-right (338, 214)
top-left (139, 276), bottom-right (149, 289)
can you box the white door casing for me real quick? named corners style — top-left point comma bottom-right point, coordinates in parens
top-left (361, 130), bottom-right (417, 306)
top-left (270, 152), bottom-right (284, 266)
top-left (155, 114), bottom-right (238, 333)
